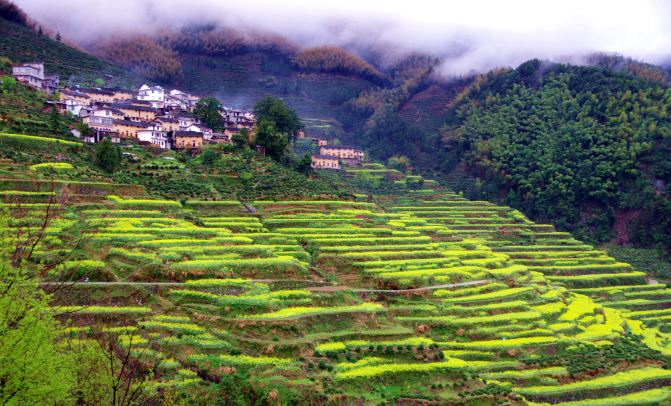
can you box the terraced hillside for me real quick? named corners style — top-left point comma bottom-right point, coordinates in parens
top-left (3, 143), bottom-right (671, 404)
top-left (397, 83), bottom-right (461, 134)
top-left (176, 53), bottom-right (372, 138)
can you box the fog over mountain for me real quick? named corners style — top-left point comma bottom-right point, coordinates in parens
top-left (13, 0), bottom-right (671, 75)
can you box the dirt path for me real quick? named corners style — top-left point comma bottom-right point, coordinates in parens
top-left (39, 278), bottom-right (327, 287)
top-left (40, 279), bottom-right (492, 293)
top-left (308, 279), bottom-right (492, 293)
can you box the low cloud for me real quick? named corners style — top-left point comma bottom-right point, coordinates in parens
top-left (13, 0), bottom-right (671, 75)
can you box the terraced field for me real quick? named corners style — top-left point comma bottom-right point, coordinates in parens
top-left (3, 159), bottom-right (671, 404)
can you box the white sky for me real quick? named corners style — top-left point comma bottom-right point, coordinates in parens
top-left (14, 0), bottom-right (671, 75)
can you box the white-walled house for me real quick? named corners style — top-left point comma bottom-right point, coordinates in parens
top-left (83, 115), bottom-right (114, 132)
top-left (137, 123), bottom-right (170, 149)
top-left (79, 107), bottom-right (124, 121)
top-left (184, 123), bottom-right (213, 140)
top-left (12, 63), bottom-right (60, 94)
top-left (59, 90), bottom-right (90, 116)
top-left (166, 89), bottom-right (200, 111)
top-left (63, 99), bottom-right (88, 116)
top-left (137, 85), bottom-right (165, 107)
top-left (177, 115), bottom-right (198, 128)
top-left (13, 62), bottom-right (43, 88)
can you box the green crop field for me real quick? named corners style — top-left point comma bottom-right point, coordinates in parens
top-left (2, 134), bottom-right (671, 404)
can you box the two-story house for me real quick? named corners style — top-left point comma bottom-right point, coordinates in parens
top-left (153, 116), bottom-right (181, 133)
top-left (166, 89), bottom-right (200, 111)
top-left (137, 84), bottom-right (165, 108)
top-left (184, 123), bottom-right (213, 140)
top-left (102, 87), bottom-right (134, 102)
top-left (311, 155), bottom-right (341, 170)
top-left (110, 103), bottom-right (158, 122)
top-left (137, 123), bottom-right (170, 149)
top-left (60, 90), bottom-right (91, 116)
top-left (173, 131), bottom-right (204, 149)
top-left (76, 88), bottom-right (117, 103)
top-left (112, 119), bottom-right (151, 139)
top-left (12, 62), bottom-right (59, 94)
top-left (319, 145), bottom-right (365, 161)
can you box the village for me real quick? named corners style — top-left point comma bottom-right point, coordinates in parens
top-left (12, 61), bottom-right (366, 170)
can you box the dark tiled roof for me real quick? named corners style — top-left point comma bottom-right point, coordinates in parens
top-left (175, 131), bottom-right (203, 137)
top-left (103, 87), bottom-right (133, 93)
top-left (137, 85), bottom-right (163, 91)
top-left (61, 90), bottom-right (90, 98)
top-left (111, 103), bottom-right (157, 112)
top-left (112, 119), bottom-right (152, 127)
top-left (186, 124), bottom-right (212, 132)
top-left (76, 88), bottom-right (115, 96)
top-left (129, 99), bottom-right (152, 106)
top-left (155, 116), bottom-right (180, 123)
top-left (320, 145), bottom-right (362, 151)
top-left (88, 108), bottom-right (123, 116)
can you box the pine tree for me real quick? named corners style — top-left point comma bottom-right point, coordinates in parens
top-left (48, 106), bottom-right (64, 135)
top-left (94, 139), bottom-right (121, 173)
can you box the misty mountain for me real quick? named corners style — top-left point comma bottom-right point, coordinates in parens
top-left (0, 15), bottom-right (133, 85)
top-left (2, 0), bottom-right (670, 258)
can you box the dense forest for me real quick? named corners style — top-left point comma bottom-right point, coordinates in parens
top-left (354, 59), bottom-right (671, 257)
top-left (435, 60), bottom-right (671, 255)
top-left (292, 46), bottom-right (388, 86)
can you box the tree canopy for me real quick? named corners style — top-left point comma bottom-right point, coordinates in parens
top-left (439, 60), bottom-right (671, 251)
top-left (193, 97), bottom-right (224, 131)
top-left (387, 155), bottom-right (411, 173)
top-left (254, 118), bottom-right (288, 161)
top-left (94, 138), bottom-right (121, 173)
top-left (252, 97), bottom-right (302, 161)
top-left (253, 96), bottom-right (302, 140)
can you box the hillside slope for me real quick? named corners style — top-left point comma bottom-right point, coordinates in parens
top-left (437, 59), bottom-right (671, 256)
top-left (0, 16), bottom-right (133, 85)
top-left (3, 137), bottom-right (671, 404)
top-left (175, 52), bottom-right (374, 138)
top-left (87, 27), bottom-right (445, 140)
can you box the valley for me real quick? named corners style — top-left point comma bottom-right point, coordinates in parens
top-left (1, 1), bottom-right (671, 404)
top-left (2, 132), bottom-right (671, 404)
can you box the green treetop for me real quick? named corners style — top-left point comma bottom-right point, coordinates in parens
top-left (193, 97), bottom-right (224, 132)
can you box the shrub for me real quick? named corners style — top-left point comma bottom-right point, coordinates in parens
top-left (0, 132), bottom-right (81, 147)
top-left (188, 353), bottom-right (291, 367)
top-left (54, 306), bottom-right (152, 314)
top-left (334, 358), bottom-right (466, 380)
top-left (240, 303), bottom-right (387, 320)
top-left (139, 321), bottom-right (206, 335)
top-left (515, 367), bottom-right (671, 397)
top-left (29, 162), bottom-right (73, 172)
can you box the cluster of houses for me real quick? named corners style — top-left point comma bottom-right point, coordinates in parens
top-left (59, 85), bottom-right (255, 149)
top-left (310, 139), bottom-right (365, 170)
top-left (12, 62), bottom-right (256, 150)
top-left (11, 62), bottom-right (368, 162)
